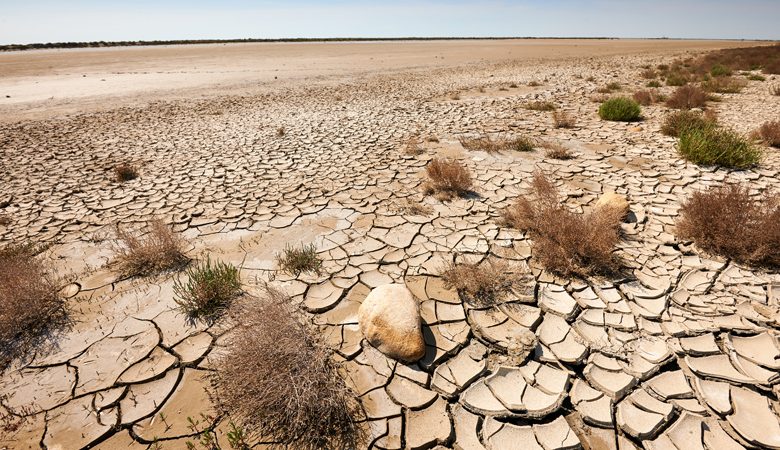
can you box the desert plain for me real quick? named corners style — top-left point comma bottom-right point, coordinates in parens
top-left (1, 39), bottom-right (779, 449)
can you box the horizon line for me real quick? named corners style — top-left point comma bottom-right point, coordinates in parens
top-left (2, 36), bottom-right (777, 52)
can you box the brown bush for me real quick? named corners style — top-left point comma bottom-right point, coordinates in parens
top-left (756, 120), bottom-right (780, 147)
top-left (661, 110), bottom-right (717, 137)
top-left (552, 111), bottom-right (576, 128)
top-left (422, 158), bottom-right (473, 201)
top-left (632, 89), bottom-right (663, 106)
top-left (665, 85), bottom-right (708, 109)
top-left (0, 243), bottom-right (66, 369)
top-left (677, 183), bottom-right (780, 268)
top-left (114, 219), bottom-right (189, 277)
top-left (542, 142), bottom-right (574, 160)
top-left (0, 214), bottom-right (10, 226)
top-left (441, 259), bottom-right (522, 306)
top-left (524, 101), bottom-right (557, 111)
top-left (688, 44), bottom-right (780, 76)
top-left (502, 173), bottom-right (623, 277)
top-left (214, 286), bottom-right (364, 449)
top-left (114, 163), bottom-right (139, 182)
top-left (402, 136), bottom-right (423, 155)
top-left (640, 68), bottom-right (657, 79)
top-left (459, 134), bottom-right (535, 153)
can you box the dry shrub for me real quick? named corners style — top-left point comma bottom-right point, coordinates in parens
top-left (632, 89), bottom-right (662, 106)
top-left (0, 243), bottom-right (66, 369)
top-left (502, 173), bottom-right (622, 277)
top-left (276, 243), bottom-right (322, 276)
top-left (528, 80), bottom-right (542, 87)
top-left (543, 142), bottom-right (574, 160)
top-left (276, 127), bottom-right (285, 137)
top-left (689, 44), bottom-right (780, 76)
top-left (441, 259), bottom-right (519, 306)
top-left (459, 134), bottom-right (535, 153)
top-left (597, 82), bottom-right (622, 93)
top-left (640, 68), bottom-right (657, 79)
top-left (423, 158), bottom-right (473, 201)
top-left (0, 214), bottom-right (10, 226)
top-left (114, 163), bottom-right (138, 182)
top-left (425, 134), bottom-right (440, 143)
top-left (701, 76), bottom-right (747, 94)
top-left (661, 110), bottom-right (717, 137)
top-left (665, 85), bottom-right (708, 109)
top-left (395, 198), bottom-right (433, 216)
top-left (755, 120), bottom-right (780, 147)
top-left (771, 85), bottom-right (780, 96)
top-left (552, 111), bottom-right (576, 128)
top-left (524, 101), bottom-right (557, 111)
top-left (509, 82), bottom-right (519, 88)
top-left (678, 183), bottom-right (780, 267)
top-left (214, 286), bottom-right (364, 449)
top-left (114, 219), bottom-right (189, 277)
top-left (403, 136), bottom-right (423, 156)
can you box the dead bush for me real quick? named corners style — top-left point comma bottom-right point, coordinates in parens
top-left (402, 136), bottom-right (423, 155)
top-left (276, 127), bottom-right (285, 137)
top-left (661, 110), bottom-right (717, 137)
top-left (771, 85), bottom-right (780, 96)
top-left (677, 183), bottom-right (780, 268)
top-left (543, 142), bottom-right (574, 160)
top-left (441, 259), bottom-right (522, 306)
top-left (632, 89), bottom-right (663, 106)
top-left (502, 173), bottom-right (623, 277)
top-left (0, 243), bottom-right (66, 369)
top-left (0, 214), bottom-right (10, 226)
top-left (552, 111), bottom-right (576, 128)
top-left (665, 85), bottom-right (708, 109)
top-left (597, 82), bottom-right (622, 93)
top-left (524, 101), bottom-right (557, 111)
top-left (459, 134), bottom-right (535, 153)
top-left (394, 198), bottom-right (433, 216)
top-left (423, 158), bottom-right (473, 201)
top-left (114, 219), bottom-right (189, 277)
top-left (114, 163), bottom-right (139, 182)
top-left (214, 286), bottom-right (364, 449)
top-left (755, 120), bottom-right (780, 147)
top-left (640, 68), bottom-right (657, 79)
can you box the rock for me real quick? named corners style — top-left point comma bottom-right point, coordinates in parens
top-left (359, 283), bottom-right (426, 362)
top-left (595, 192), bottom-right (629, 216)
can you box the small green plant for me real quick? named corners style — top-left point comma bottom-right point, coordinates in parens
top-left (665, 72), bottom-right (689, 86)
top-left (747, 73), bottom-right (766, 81)
top-left (524, 101), bottom-right (557, 111)
top-left (173, 257), bottom-right (241, 320)
top-left (276, 243), bottom-right (323, 276)
top-left (678, 127), bottom-right (762, 168)
top-left (646, 80), bottom-right (662, 88)
top-left (710, 64), bottom-right (732, 77)
top-left (598, 97), bottom-right (641, 122)
top-left (661, 110), bottom-right (717, 137)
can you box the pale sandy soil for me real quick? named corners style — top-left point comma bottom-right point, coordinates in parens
top-left (0, 39), bottom-right (757, 121)
top-left (1, 40), bottom-right (780, 450)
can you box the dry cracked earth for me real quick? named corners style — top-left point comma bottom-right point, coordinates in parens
top-left (1, 48), bottom-right (780, 450)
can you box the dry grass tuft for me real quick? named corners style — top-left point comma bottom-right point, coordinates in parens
top-left (640, 68), bottom-right (657, 79)
top-left (276, 243), bottom-right (323, 276)
top-left (276, 127), bottom-right (285, 137)
top-left (527, 80), bottom-right (542, 87)
top-left (394, 198), bottom-right (433, 216)
top-left (425, 134), bottom-right (440, 143)
top-left (502, 173), bottom-right (623, 277)
top-left (665, 85), bottom-right (708, 109)
top-left (543, 142), bottom-right (574, 160)
top-left (632, 89), bottom-right (664, 106)
top-left (114, 163), bottom-right (139, 182)
top-left (441, 259), bottom-right (520, 306)
top-left (552, 111), bottom-right (576, 128)
top-left (173, 256), bottom-right (242, 321)
top-left (524, 101), bottom-right (557, 111)
top-left (459, 133), bottom-right (535, 153)
top-left (114, 219), bottom-right (189, 277)
top-left (0, 214), bottom-right (10, 226)
top-left (597, 82), bottom-right (622, 93)
top-left (755, 120), bottom-right (780, 147)
top-left (0, 243), bottom-right (66, 369)
top-left (661, 110), bottom-right (718, 137)
top-left (214, 286), bottom-right (364, 449)
top-left (701, 76), bottom-right (747, 94)
top-left (423, 158), bottom-right (473, 201)
top-left (678, 183), bottom-right (780, 268)
top-left (771, 85), bottom-right (780, 96)
top-left (402, 136), bottom-right (424, 156)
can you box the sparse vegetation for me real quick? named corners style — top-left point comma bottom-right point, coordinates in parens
top-left (459, 134), bottom-right (535, 152)
top-left (441, 259), bottom-right (519, 306)
top-left (524, 101), bottom-right (557, 111)
top-left (543, 142), bottom-right (574, 160)
top-left (0, 214), bottom-right (9, 226)
top-left (114, 219), bottom-right (189, 277)
top-left (423, 158), bottom-right (473, 201)
top-left (552, 110), bottom-right (576, 128)
top-left (747, 73), bottom-right (766, 81)
top-left (771, 85), bottom-right (780, 96)
top-left (755, 120), bottom-right (780, 147)
top-left (597, 82), bottom-right (622, 93)
top-left (395, 198), bottom-right (433, 216)
top-left (677, 183), bottom-right (780, 268)
top-left (701, 76), bottom-right (747, 94)
top-left (678, 127), bottom-right (761, 168)
top-left (665, 72), bottom-right (689, 87)
top-left (402, 136), bottom-right (423, 155)
top-left (276, 243), bottom-right (323, 276)
top-left (646, 80), bottom-right (662, 88)
top-left (502, 173), bottom-right (623, 277)
top-left (173, 256), bottom-right (241, 321)
top-left (661, 110), bottom-right (717, 137)
top-left (114, 162), bottom-right (139, 182)
top-left (665, 85), bottom-right (708, 109)
top-left (214, 286), bottom-right (364, 449)
top-left (0, 243), bottom-right (66, 369)
top-left (276, 127), bottom-right (285, 137)
top-left (640, 68), bottom-right (657, 79)
top-left (632, 89), bottom-right (660, 106)
top-left (598, 97), bottom-right (641, 122)
top-left (528, 80), bottom-right (542, 87)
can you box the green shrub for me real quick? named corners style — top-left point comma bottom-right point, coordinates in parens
top-left (678, 127), bottom-right (762, 168)
top-left (710, 64), bottom-right (732, 77)
top-left (598, 97), bottom-right (641, 122)
top-left (174, 257), bottom-right (242, 320)
top-left (646, 80), bottom-right (662, 88)
top-left (666, 72), bottom-right (689, 86)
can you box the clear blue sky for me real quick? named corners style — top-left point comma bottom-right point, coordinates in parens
top-left (1, 0), bottom-right (778, 44)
